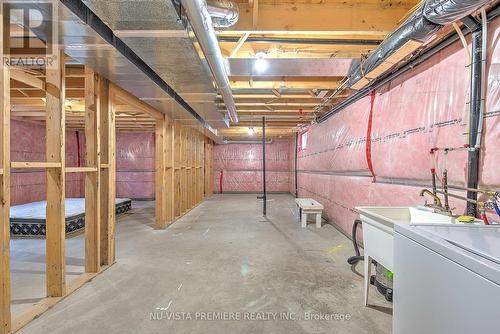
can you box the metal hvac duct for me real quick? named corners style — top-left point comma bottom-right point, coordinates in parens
top-left (181, 0), bottom-right (239, 124)
top-left (207, 0), bottom-right (239, 27)
top-left (346, 0), bottom-right (492, 88)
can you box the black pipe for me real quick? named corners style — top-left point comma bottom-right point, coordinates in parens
top-left (317, 4), bottom-right (500, 124)
top-left (466, 29), bottom-right (482, 216)
top-left (347, 219), bottom-right (364, 265)
top-left (60, 0), bottom-right (209, 128)
top-left (262, 116), bottom-right (267, 216)
top-left (294, 132), bottom-right (298, 198)
top-left (217, 36), bottom-right (381, 46)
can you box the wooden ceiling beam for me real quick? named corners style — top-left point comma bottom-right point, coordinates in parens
top-left (225, 1), bottom-right (418, 36)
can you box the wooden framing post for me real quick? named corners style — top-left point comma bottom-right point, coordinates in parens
top-left (174, 122), bottom-right (181, 217)
top-left (155, 116), bottom-right (167, 229)
top-left (0, 20), bottom-right (10, 333)
top-left (165, 118), bottom-right (175, 224)
top-left (45, 49), bottom-right (66, 297)
top-left (204, 141), bottom-right (213, 197)
top-left (181, 127), bottom-right (187, 214)
top-left (100, 78), bottom-right (116, 265)
top-left (84, 68), bottom-right (100, 272)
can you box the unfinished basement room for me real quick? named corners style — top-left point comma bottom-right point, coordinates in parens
top-left (0, 0), bottom-right (499, 333)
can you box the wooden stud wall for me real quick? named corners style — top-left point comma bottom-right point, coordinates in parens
top-left (1, 61), bottom-right (214, 332)
top-left (154, 120), bottom-right (210, 228)
top-left (3, 66), bottom-right (120, 333)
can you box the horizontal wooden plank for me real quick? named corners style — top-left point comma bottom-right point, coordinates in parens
top-left (65, 167), bottom-right (98, 173)
top-left (11, 161), bottom-right (62, 169)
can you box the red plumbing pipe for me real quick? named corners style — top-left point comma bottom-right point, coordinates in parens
top-left (481, 212), bottom-right (490, 225)
top-left (365, 90), bottom-right (377, 182)
top-left (219, 170), bottom-right (223, 193)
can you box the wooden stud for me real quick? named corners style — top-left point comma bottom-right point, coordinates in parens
top-left (174, 122), bottom-right (181, 217)
top-left (0, 18), bottom-right (11, 333)
top-left (84, 67), bottom-right (100, 273)
top-left (181, 127), bottom-right (187, 213)
top-left (165, 118), bottom-right (175, 224)
top-left (105, 83), bottom-right (116, 265)
top-left (100, 77), bottom-right (116, 265)
top-left (45, 49), bottom-right (66, 297)
top-left (155, 116), bottom-right (167, 229)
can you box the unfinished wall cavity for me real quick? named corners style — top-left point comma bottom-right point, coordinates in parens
top-left (213, 140), bottom-right (291, 193)
top-left (294, 17), bottom-right (500, 235)
top-left (116, 131), bottom-right (155, 200)
top-left (10, 119), bottom-right (156, 204)
top-left (11, 119), bottom-right (85, 205)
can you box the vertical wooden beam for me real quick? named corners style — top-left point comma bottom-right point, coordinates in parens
top-left (197, 133), bottom-right (203, 203)
top-left (252, 0), bottom-right (259, 27)
top-left (84, 68), bottom-right (100, 272)
top-left (174, 122), bottom-right (181, 217)
top-left (181, 126), bottom-right (187, 213)
top-left (45, 49), bottom-right (66, 297)
top-left (155, 116), bottom-right (166, 229)
top-left (100, 78), bottom-right (116, 265)
top-left (186, 128), bottom-right (192, 209)
top-left (165, 117), bottom-right (175, 224)
top-left (205, 141), bottom-right (214, 197)
top-left (108, 90), bottom-right (117, 262)
top-left (0, 17), bottom-right (11, 333)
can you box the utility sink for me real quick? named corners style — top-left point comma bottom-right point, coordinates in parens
top-left (357, 206), bottom-right (464, 232)
top-left (355, 206), bottom-right (481, 306)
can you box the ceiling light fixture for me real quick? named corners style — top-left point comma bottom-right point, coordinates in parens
top-left (254, 52), bottom-right (268, 73)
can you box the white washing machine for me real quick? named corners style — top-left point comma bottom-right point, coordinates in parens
top-left (393, 224), bottom-right (500, 334)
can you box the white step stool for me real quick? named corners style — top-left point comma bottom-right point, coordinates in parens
top-left (295, 198), bottom-right (324, 228)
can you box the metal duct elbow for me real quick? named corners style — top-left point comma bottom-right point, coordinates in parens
top-left (207, 0), bottom-right (239, 27)
top-left (424, 0), bottom-right (493, 25)
top-left (181, 0), bottom-right (239, 124)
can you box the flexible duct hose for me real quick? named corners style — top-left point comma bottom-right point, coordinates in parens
top-left (347, 219), bottom-right (364, 265)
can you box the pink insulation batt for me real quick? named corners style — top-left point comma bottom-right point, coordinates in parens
top-left (116, 132), bottom-right (155, 199)
top-left (11, 119), bottom-right (155, 205)
top-left (211, 17), bottom-right (500, 237)
top-left (294, 17), bottom-right (500, 236)
top-left (213, 140), bottom-right (291, 193)
top-left (11, 120), bottom-right (85, 205)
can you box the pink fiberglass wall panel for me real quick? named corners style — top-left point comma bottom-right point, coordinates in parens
top-left (213, 140), bottom-right (290, 193)
top-left (295, 17), bottom-right (500, 237)
top-left (371, 40), bottom-right (470, 184)
top-left (480, 20), bottom-right (500, 187)
top-left (10, 120), bottom-right (85, 205)
top-left (116, 131), bottom-right (155, 199)
top-left (299, 96), bottom-right (370, 173)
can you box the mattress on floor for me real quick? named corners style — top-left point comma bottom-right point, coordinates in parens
top-left (10, 198), bottom-right (132, 238)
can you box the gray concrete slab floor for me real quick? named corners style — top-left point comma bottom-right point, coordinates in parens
top-left (15, 194), bottom-right (392, 334)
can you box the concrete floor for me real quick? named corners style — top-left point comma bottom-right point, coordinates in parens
top-left (15, 194), bottom-right (391, 334)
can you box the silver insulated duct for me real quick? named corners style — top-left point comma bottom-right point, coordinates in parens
top-left (346, 0), bottom-right (492, 89)
top-left (207, 0), bottom-right (239, 27)
top-left (181, 0), bottom-right (239, 124)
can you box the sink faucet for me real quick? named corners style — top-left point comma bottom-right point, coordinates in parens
top-left (420, 189), bottom-right (444, 211)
